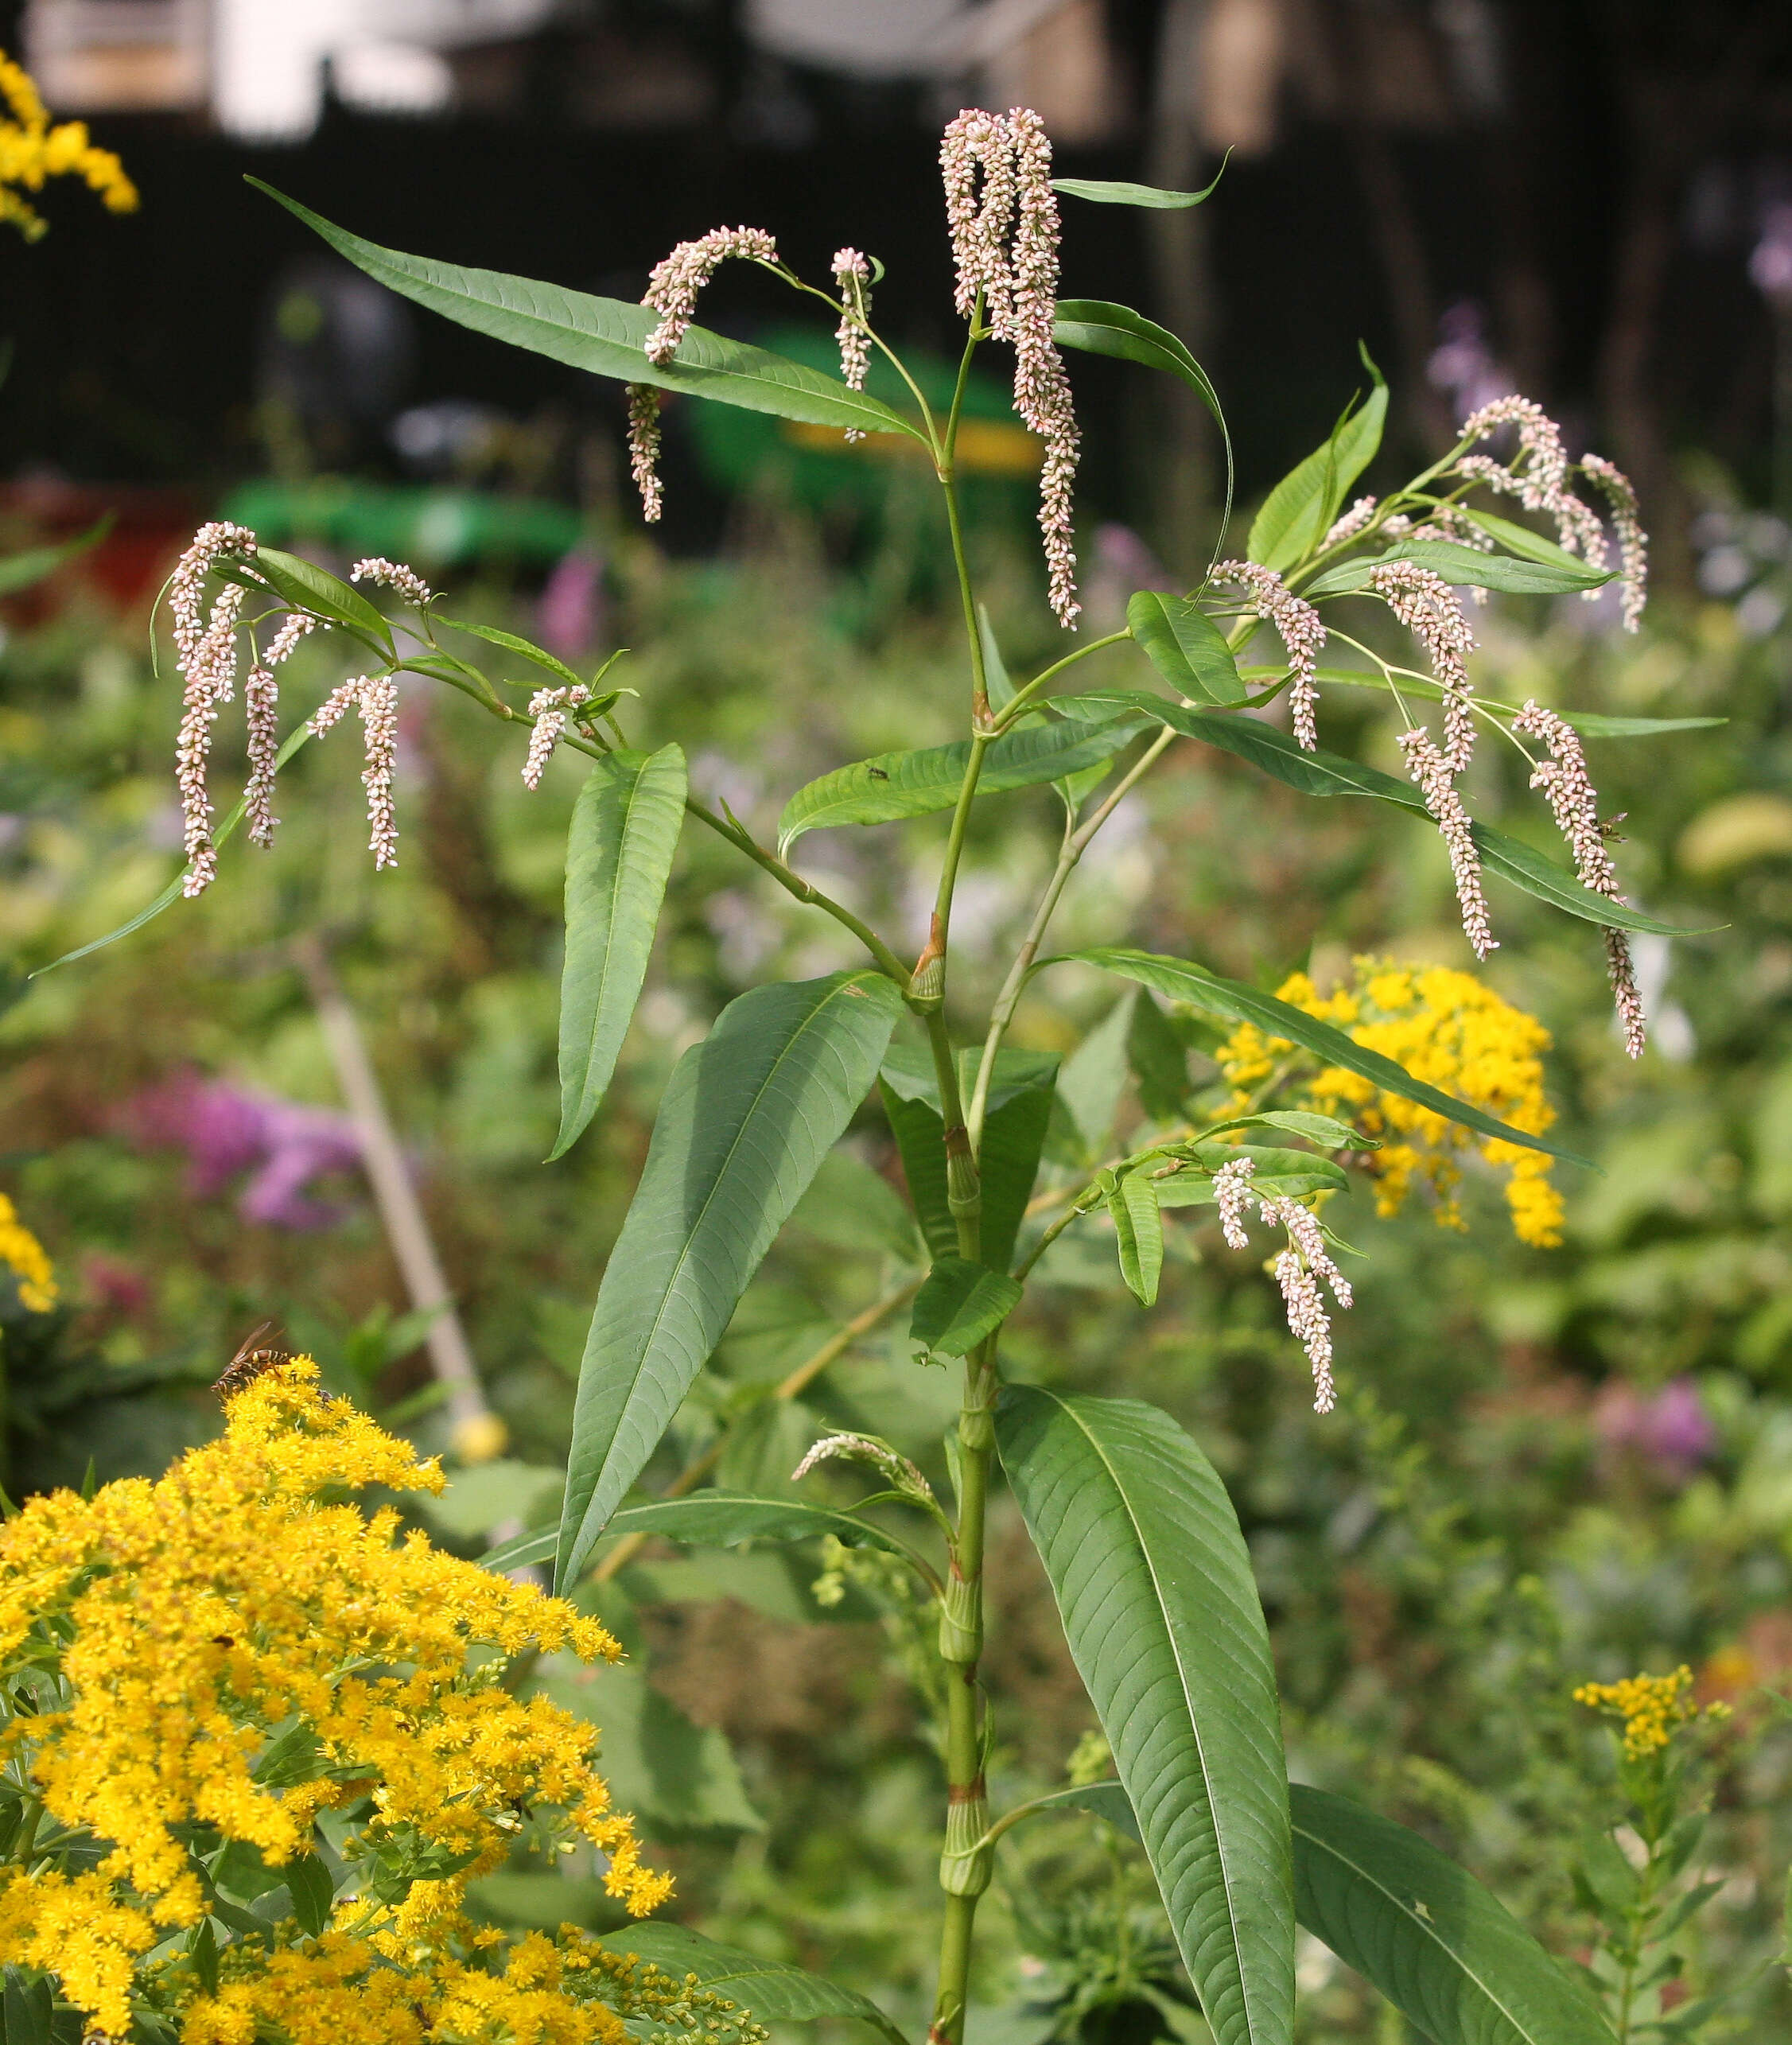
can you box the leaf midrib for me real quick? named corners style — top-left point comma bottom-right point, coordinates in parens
top-left (572, 974), bottom-right (888, 1544)
top-left (1291, 1812), bottom-right (1549, 2043)
top-left (1048, 1390), bottom-right (1275, 2045)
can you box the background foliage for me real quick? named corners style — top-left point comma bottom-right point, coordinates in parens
top-left (5, 454), bottom-right (1792, 2034)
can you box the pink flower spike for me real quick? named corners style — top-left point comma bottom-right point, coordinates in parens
top-left (1211, 561), bottom-right (1327, 748)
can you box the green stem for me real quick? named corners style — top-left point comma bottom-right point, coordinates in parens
top-left (682, 792), bottom-right (912, 986)
top-left (931, 1336), bottom-right (997, 2045)
top-left (966, 724), bottom-right (1178, 1153)
top-left (991, 631), bottom-right (1132, 730)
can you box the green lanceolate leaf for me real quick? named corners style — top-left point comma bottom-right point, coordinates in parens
top-left (1126, 592), bottom-right (1247, 706)
top-left (253, 183), bottom-right (922, 445)
top-left (1052, 301), bottom-right (1234, 540)
top-left (1067, 948), bottom-right (1587, 1164)
top-left (910, 1257), bottom-right (1024, 1357)
top-left (286, 1853), bottom-right (335, 1938)
top-left (1248, 354), bottom-right (1387, 572)
top-left (1188, 1142), bottom-right (1348, 1192)
top-left (550, 745), bottom-right (688, 1161)
top-left (2, 1966), bottom-right (53, 2045)
top-left (602, 1924), bottom-right (908, 2045)
top-left (0, 514), bottom-right (112, 598)
top-left (1456, 504), bottom-right (1607, 572)
top-left (251, 546), bottom-right (396, 647)
top-left (997, 1388), bottom-right (1295, 2045)
top-left (1052, 163), bottom-right (1227, 208)
top-left (1063, 692), bottom-right (1708, 938)
top-left (480, 1493), bottom-right (912, 1575)
top-left (1208, 1110), bottom-right (1370, 1149)
top-left (1561, 711), bottom-right (1727, 738)
top-left (1109, 1173), bottom-right (1164, 1304)
top-left (777, 713), bottom-right (1145, 852)
top-left (1016, 1780), bottom-right (1144, 1839)
top-left (1304, 538), bottom-right (1611, 597)
top-left (433, 613), bottom-right (589, 690)
top-left (1052, 301), bottom-right (1225, 433)
top-left (33, 722), bottom-right (319, 976)
top-left (555, 971), bottom-right (903, 1591)
top-left (880, 1048), bottom-right (1058, 1271)
top-left (1289, 1786), bottom-right (1615, 2045)
top-left (1000, 1777), bottom-right (1615, 2045)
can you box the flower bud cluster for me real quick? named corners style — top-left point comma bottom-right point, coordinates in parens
top-left (1210, 1154), bottom-right (1351, 1411)
top-left (941, 107), bottom-right (1082, 627)
top-left (626, 225), bottom-right (778, 523)
top-left (307, 675), bottom-right (400, 869)
top-left (522, 682), bottom-right (592, 789)
top-left (1210, 560), bottom-right (1327, 748)
top-left (1512, 700), bottom-right (1646, 1056)
top-left (1454, 395), bottom-right (1648, 629)
top-left (832, 247), bottom-right (873, 441)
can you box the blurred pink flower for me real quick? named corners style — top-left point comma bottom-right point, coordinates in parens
top-left (81, 1253), bottom-right (150, 1317)
top-left (537, 549), bottom-right (605, 661)
top-left (123, 1074), bottom-right (363, 1230)
top-left (1596, 1377), bottom-right (1716, 1479)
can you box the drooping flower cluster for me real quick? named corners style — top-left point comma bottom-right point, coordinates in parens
top-left (624, 226), bottom-right (779, 523)
top-left (1210, 560), bottom-right (1327, 748)
top-left (1320, 496), bottom-right (1379, 550)
top-left (1580, 454), bottom-right (1649, 633)
top-left (1216, 958), bottom-right (1565, 1248)
top-left (1573, 1666), bottom-right (1702, 1762)
top-left (1453, 395), bottom-right (1647, 629)
top-left (831, 247), bottom-right (873, 441)
top-left (0, 1192), bottom-right (56, 1312)
top-left (0, 50), bottom-right (137, 240)
top-left (1210, 1156), bottom-right (1351, 1412)
top-left (1512, 701), bottom-right (1646, 1056)
top-left (523, 683), bottom-right (593, 789)
top-left (171, 521), bottom-right (258, 893)
top-left (352, 556), bottom-right (434, 607)
top-left (941, 107), bottom-right (1082, 628)
top-left (792, 1431), bottom-right (936, 1510)
top-left (0, 1359), bottom-right (690, 2043)
top-left (1396, 725), bottom-right (1497, 959)
top-left (1370, 560), bottom-right (1477, 764)
top-left (309, 675), bottom-right (401, 868)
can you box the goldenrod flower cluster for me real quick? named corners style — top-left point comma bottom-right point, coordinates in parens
top-left (0, 52), bottom-right (137, 240)
top-left (1215, 958), bottom-right (1565, 1247)
top-left (0, 1360), bottom-right (687, 2043)
top-left (1573, 1666), bottom-right (1712, 1761)
top-left (0, 1194), bottom-right (56, 1313)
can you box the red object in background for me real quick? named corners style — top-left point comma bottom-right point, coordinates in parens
top-left (0, 476), bottom-right (205, 624)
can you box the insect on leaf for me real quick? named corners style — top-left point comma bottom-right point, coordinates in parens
top-left (1290, 1786), bottom-right (1615, 2045)
top-left (909, 1258), bottom-right (1024, 1357)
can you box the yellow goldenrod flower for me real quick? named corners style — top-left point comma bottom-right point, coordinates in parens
top-left (1573, 1666), bottom-right (1720, 1761)
top-left (0, 50), bottom-right (138, 241)
top-left (0, 1359), bottom-right (713, 2043)
top-left (1215, 957), bottom-right (1565, 1247)
top-left (0, 1193), bottom-right (56, 1312)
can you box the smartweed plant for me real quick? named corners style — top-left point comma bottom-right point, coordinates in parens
top-left (48, 107), bottom-right (1711, 2045)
